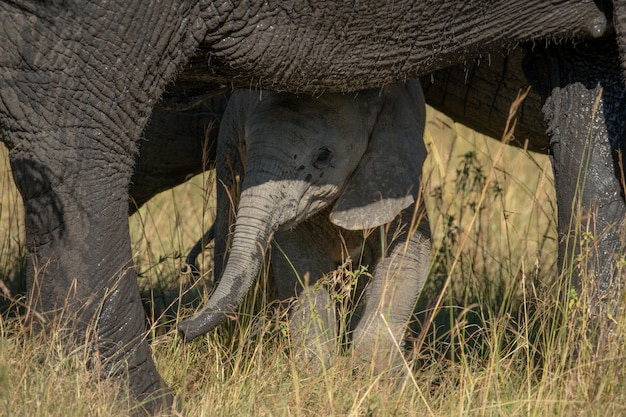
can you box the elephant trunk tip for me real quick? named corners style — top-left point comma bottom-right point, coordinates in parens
top-left (177, 311), bottom-right (227, 342)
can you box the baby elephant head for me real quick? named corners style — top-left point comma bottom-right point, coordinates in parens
top-left (178, 80), bottom-right (426, 340)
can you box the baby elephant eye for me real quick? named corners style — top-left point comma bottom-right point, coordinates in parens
top-left (312, 146), bottom-right (333, 169)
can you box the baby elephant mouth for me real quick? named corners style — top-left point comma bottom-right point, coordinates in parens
top-left (278, 183), bottom-right (338, 230)
top-left (277, 202), bottom-right (305, 231)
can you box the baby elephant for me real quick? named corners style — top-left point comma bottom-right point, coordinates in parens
top-left (179, 80), bottom-right (431, 373)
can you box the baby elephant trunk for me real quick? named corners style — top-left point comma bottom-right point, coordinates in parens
top-left (177, 200), bottom-right (278, 341)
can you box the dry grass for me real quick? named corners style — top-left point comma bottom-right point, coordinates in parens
top-left (2, 103), bottom-right (626, 416)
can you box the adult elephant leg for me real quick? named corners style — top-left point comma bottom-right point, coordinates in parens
top-left (523, 39), bottom-right (626, 318)
top-left (614, 0), bottom-right (626, 84)
top-left (0, 2), bottom-right (213, 412)
top-left (9, 145), bottom-right (171, 411)
top-left (130, 92), bottom-right (230, 214)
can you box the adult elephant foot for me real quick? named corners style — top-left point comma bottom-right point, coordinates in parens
top-left (96, 272), bottom-right (173, 414)
top-left (523, 38), bottom-right (626, 329)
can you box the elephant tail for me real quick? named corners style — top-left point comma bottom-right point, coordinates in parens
top-left (614, 0), bottom-right (626, 85)
top-left (183, 223), bottom-right (216, 279)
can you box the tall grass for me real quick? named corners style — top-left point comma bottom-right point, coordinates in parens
top-left (2, 103), bottom-right (626, 416)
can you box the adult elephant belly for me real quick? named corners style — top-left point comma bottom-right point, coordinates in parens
top-left (421, 47), bottom-right (549, 153)
top-left (179, 0), bottom-right (610, 94)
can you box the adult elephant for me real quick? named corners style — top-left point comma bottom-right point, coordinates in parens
top-left (0, 0), bottom-right (622, 413)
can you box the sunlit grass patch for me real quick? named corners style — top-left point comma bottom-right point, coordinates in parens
top-left (414, 105), bottom-right (557, 366)
top-left (0, 313), bottom-right (136, 416)
top-left (129, 168), bottom-right (217, 331)
top-left (0, 145), bottom-right (26, 313)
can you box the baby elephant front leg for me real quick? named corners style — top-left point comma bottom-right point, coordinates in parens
top-left (272, 218), bottom-right (342, 372)
top-left (352, 216), bottom-right (431, 374)
top-left (288, 283), bottom-right (338, 371)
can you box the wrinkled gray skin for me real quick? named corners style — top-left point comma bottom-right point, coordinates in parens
top-left (178, 81), bottom-right (431, 372)
top-left (0, 0), bottom-right (624, 412)
top-left (524, 39), bottom-right (626, 309)
top-left (129, 93), bottom-right (229, 214)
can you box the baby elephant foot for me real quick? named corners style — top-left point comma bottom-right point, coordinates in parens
top-left (351, 319), bottom-right (409, 376)
top-left (287, 288), bottom-right (338, 374)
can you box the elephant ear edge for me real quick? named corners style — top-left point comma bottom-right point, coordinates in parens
top-left (329, 80), bottom-right (426, 231)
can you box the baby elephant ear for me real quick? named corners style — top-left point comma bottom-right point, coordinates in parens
top-left (329, 80), bottom-right (426, 230)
